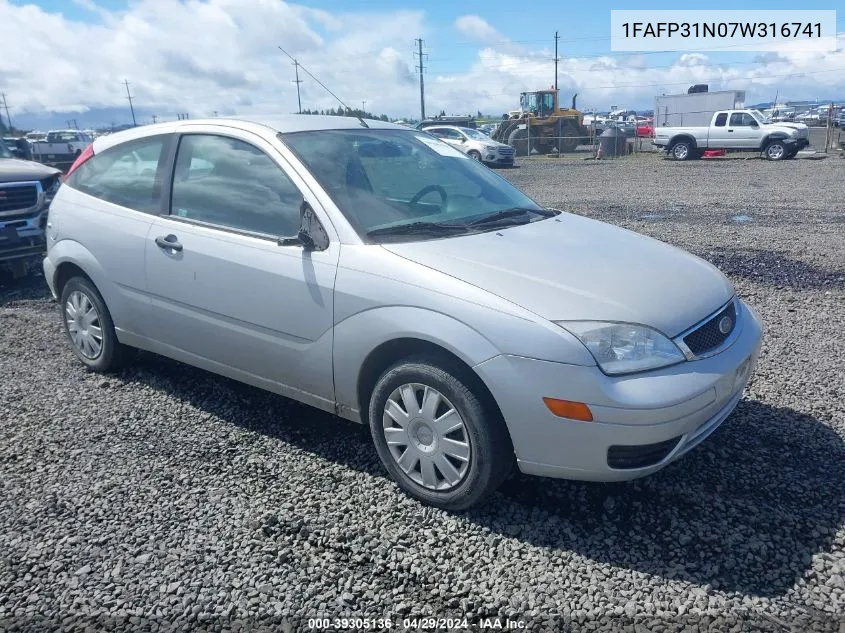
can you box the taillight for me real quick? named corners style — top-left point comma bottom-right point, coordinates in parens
top-left (64, 144), bottom-right (94, 180)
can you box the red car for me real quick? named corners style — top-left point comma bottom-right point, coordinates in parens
top-left (636, 118), bottom-right (655, 138)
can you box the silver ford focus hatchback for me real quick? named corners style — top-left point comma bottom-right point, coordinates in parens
top-left (44, 116), bottom-right (762, 510)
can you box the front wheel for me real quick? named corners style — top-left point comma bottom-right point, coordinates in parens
top-left (467, 150), bottom-right (482, 162)
top-left (368, 356), bottom-right (513, 510)
top-left (764, 141), bottom-right (787, 161)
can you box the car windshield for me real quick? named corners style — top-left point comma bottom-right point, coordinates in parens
top-left (282, 129), bottom-right (545, 242)
top-left (749, 110), bottom-right (766, 124)
top-left (460, 128), bottom-right (490, 140)
top-left (0, 139), bottom-right (11, 159)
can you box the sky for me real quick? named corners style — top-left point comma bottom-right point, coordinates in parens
top-left (1, 0), bottom-right (843, 130)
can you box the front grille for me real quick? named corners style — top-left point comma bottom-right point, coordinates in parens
top-left (683, 301), bottom-right (737, 356)
top-left (0, 184), bottom-right (38, 213)
top-left (498, 147), bottom-right (515, 155)
top-left (607, 436), bottom-right (682, 469)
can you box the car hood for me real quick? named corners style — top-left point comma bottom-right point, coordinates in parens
top-left (764, 122), bottom-right (808, 133)
top-left (0, 158), bottom-right (61, 183)
top-left (382, 213), bottom-right (734, 337)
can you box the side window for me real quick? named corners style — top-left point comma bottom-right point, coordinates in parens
top-left (65, 135), bottom-right (168, 214)
top-left (170, 135), bottom-right (302, 237)
top-left (714, 113), bottom-right (728, 127)
top-left (427, 128), bottom-right (447, 138)
top-left (729, 113), bottom-right (747, 127)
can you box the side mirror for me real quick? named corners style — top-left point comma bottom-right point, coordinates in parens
top-left (278, 201), bottom-right (330, 251)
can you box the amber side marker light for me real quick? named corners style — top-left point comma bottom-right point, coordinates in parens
top-left (543, 398), bottom-right (593, 421)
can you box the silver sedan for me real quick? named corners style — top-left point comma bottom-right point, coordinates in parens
top-left (43, 116), bottom-right (762, 510)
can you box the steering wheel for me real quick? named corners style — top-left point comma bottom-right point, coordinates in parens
top-left (409, 184), bottom-right (447, 213)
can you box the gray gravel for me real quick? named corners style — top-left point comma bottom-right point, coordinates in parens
top-left (1, 154), bottom-right (844, 632)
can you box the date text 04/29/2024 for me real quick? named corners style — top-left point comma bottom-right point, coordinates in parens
top-left (307, 616), bottom-right (527, 630)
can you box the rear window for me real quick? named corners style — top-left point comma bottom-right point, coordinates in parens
top-left (714, 113), bottom-right (728, 127)
top-left (64, 135), bottom-right (171, 214)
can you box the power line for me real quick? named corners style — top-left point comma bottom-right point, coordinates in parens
top-left (278, 45), bottom-right (349, 111)
top-left (414, 38), bottom-right (427, 120)
top-left (123, 79), bottom-right (137, 127)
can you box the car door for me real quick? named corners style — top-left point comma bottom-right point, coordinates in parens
top-left (144, 128), bottom-right (339, 408)
top-left (728, 112), bottom-right (761, 148)
top-left (708, 112), bottom-right (731, 147)
top-left (59, 133), bottom-right (174, 338)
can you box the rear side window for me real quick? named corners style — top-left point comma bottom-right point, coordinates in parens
top-left (714, 113), bottom-right (728, 127)
top-left (64, 135), bottom-right (170, 214)
top-left (169, 134), bottom-right (302, 237)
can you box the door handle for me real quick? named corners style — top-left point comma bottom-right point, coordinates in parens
top-left (728, 129), bottom-right (734, 132)
top-left (155, 234), bottom-right (183, 252)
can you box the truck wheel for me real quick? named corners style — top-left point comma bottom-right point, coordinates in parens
top-left (368, 355), bottom-right (513, 510)
top-left (670, 141), bottom-right (694, 160)
top-left (764, 141), bottom-right (786, 161)
top-left (507, 127), bottom-right (530, 157)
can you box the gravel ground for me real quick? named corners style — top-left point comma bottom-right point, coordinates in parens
top-left (1, 154), bottom-right (844, 632)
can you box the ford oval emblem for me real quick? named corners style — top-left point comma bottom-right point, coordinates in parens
top-left (718, 315), bottom-right (733, 335)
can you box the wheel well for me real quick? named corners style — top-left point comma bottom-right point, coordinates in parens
top-left (356, 338), bottom-right (506, 429)
top-left (54, 262), bottom-right (92, 297)
top-left (669, 135), bottom-right (696, 148)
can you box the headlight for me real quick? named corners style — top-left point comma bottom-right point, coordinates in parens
top-left (555, 321), bottom-right (685, 375)
top-left (484, 145), bottom-right (498, 152)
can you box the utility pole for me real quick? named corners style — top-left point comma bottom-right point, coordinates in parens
top-left (361, 100), bottom-right (366, 113)
top-left (1, 93), bottom-right (11, 132)
top-left (123, 80), bottom-right (137, 127)
top-left (414, 38), bottom-right (426, 121)
top-left (292, 59), bottom-right (303, 114)
top-left (554, 31), bottom-right (560, 92)
top-left (152, 114), bottom-right (158, 124)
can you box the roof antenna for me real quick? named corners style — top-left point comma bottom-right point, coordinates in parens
top-left (277, 45), bottom-right (351, 113)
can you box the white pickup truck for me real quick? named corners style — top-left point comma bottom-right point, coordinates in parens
top-left (29, 130), bottom-right (94, 167)
top-left (653, 109), bottom-right (810, 161)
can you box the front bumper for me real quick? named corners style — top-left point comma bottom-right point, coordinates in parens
top-left (0, 210), bottom-right (48, 264)
top-left (789, 138), bottom-right (810, 150)
top-left (474, 300), bottom-right (763, 481)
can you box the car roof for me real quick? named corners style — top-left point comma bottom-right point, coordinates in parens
top-left (93, 115), bottom-right (409, 154)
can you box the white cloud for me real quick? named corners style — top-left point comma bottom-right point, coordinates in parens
top-left (0, 0), bottom-right (842, 126)
top-left (454, 15), bottom-right (499, 41)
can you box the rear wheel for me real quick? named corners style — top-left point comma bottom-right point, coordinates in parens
top-left (368, 356), bottom-right (513, 510)
top-left (558, 122), bottom-right (581, 153)
top-left (670, 141), bottom-right (694, 160)
top-left (60, 276), bottom-right (133, 372)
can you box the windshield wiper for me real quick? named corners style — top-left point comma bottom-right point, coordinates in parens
top-left (465, 207), bottom-right (557, 227)
top-left (366, 221), bottom-right (468, 238)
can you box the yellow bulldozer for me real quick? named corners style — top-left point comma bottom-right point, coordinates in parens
top-left (490, 89), bottom-right (589, 155)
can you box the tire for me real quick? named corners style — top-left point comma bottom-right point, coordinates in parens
top-left (670, 140), bottom-right (694, 160)
top-left (368, 355), bottom-right (513, 511)
top-left (467, 150), bottom-right (482, 162)
top-left (764, 140), bottom-right (787, 161)
top-left (60, 276), bottom-right (134, 372)
top-left (558, 122), bottom-right (580, 153)
top-left (507, 127), bottom-right (530, 157)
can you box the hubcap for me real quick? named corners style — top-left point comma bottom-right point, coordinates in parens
top-left (768, 144), bottom-right (784, 159)
top-left (382, 383), bottom-right (471, 491)
top-left (674, 144), bottom-right (689, 159)
top-left (65, 291), bottom-right (103, 359)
